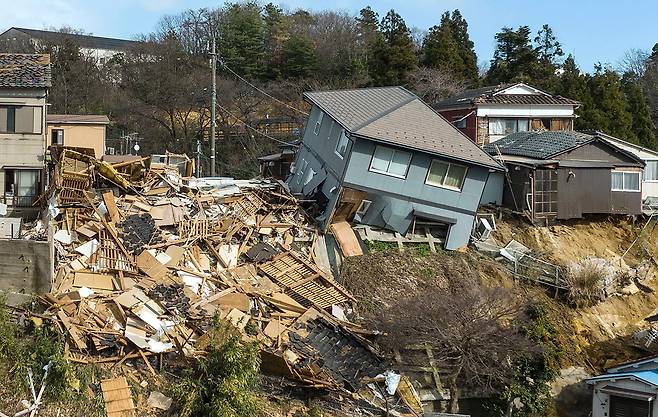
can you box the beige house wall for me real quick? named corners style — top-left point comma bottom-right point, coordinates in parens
top-left (47, 123), bottom-right (106, 158)
top-left (0, 88), bottom-right (48, 196)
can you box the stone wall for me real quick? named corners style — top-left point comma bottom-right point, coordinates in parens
top-left (0, 238), bottom-right (52, 293)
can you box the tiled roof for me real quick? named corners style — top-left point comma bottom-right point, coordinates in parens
top-left (0, 53), bottom-right (51, 88)
top-left (47, 114), bottom-right (110, 124)
top-left (484, 131), bottom-right (594, 159)
top-left (2, 27), bottom-right (141, 51)
top-left (304, 86), bottom-right (504, 170)
top-left (434, 83), bottom-right (579, 109)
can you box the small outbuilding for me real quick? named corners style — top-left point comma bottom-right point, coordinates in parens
top-left (587, 356), bottom-right (658, 417)
top-left (484, 130), bottom-right (645, 221)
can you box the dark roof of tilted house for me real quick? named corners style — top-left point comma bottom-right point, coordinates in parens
top-left (0, 53), bottom-right (51, 88)
top-left (1, 27), bottom-right (141, 51)
top-left (484, 130), bottom-right (643, 164)
top-left (304, 86), bottom-right (504, 171)
top-left (434, 82), bottom-right (580, 109)
top-left (47, 114), bottom-right (110, 124)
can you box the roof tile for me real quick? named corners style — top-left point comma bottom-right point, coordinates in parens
top-left (0, 53), bottom-right (51, 88)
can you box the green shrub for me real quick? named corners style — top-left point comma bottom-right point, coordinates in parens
top-left (170, 321), bottom-right (261, 417)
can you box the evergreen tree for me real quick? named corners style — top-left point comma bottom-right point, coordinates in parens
top-left (281, 33), bottom-right (317, 78)
top-left (369, 9), bottom-right (417, 86)
top-left (623, 73), bottom-right (656, 148)
top-left (486, 26), bottom-right (538, 84)
top-left (218, 2), bottom-right (265, 79)
top-left (532, 24), bottom-right (563, 90)
top-left (447, 10), bottom-right (479, 83)
top-left (421, 13), bottom-right (464, 77)
top-left (262, 3), bottom-right (290, 80)
top-left (356, 6), bottom-right (380, 46)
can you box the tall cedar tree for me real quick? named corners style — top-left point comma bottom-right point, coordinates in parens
top-left (486, 26), bottom-right (538, 85)
top-left (623, 73), bottom-right (656, 148)
top-left (368, 10), bottom-right (417, 86)
top-left (532, 24), bottom-right (564, 90)
top-left (447, 10), bottom-right (479, 83)
top-left (642, 43), bottom-right (658, 140)
top-left (218, 2), bottom-right (265, 79)
top-left (421, 13), bottom-right (463, 78)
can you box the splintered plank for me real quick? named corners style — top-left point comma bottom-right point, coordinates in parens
top-left (258, 252), bottom-right (354, 309)
top-left (101, 377), bottom-right (136, 417)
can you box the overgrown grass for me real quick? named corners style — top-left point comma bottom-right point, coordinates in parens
top-left (365, 240), bottom-right (397, 252)
top-left (564, 260), bottom-right (607, 308)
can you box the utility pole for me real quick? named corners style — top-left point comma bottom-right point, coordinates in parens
top-left (196, 139), bottom-right (202, 177)
top-left (210, 36), bottom-right (217, 177)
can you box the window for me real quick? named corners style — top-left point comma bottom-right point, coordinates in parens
top-left (645, 161), bottom-right (658, 181)
top-left (335, 130), bottom-right (349, 158)
top-left (313, 112), bottom-right (323, 135)
top-left (612, 171), bottom-right (641, 192)
top-left (0, 106), bottom-right (42, 134)
top-left (369, 146), bottom-right (412, 178)
top-left (4, 169), bottom-right (41, 207)
top-left (355, 199), bottom-right (372, 216)
top-left (52, 129), bottom-right (64, 145)
top-left (533, 169), bottom-right (558, 214)
top-left (425, 160), bottom-right (467, 190)
top-left (453, 118), bottom-right (467, 129)
top-left (296, 159), bottom-right (308, 184)
top-left (303, 168), bottom-right (315, 186)
top-left (488, 118), bottom-right (529, 135)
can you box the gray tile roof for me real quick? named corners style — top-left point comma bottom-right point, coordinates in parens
top-left (47, 114), bottom-right (110, 124)
top-left (2, 27), bottom-right (141, 51)
top-left (434, 83), bottom-right (579, 109)
top-left (0, 53), bottom-right (51, 88)
top-left (484, 131), bottom-right (595, 159)
top-left (304, 86), bottom-right (504, 170)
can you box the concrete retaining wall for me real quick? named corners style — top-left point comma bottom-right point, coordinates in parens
top-left (0, 238), bottom-right (52, 293)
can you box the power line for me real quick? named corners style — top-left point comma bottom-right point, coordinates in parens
top-left (215, 101), bottom-right (297, 146)
top-left (220, 61), bottom-right (309, 116)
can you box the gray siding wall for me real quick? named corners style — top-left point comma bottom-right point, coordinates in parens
top-left (343, 138), bottom-right (490, 249)
top-left (556, 141), bottom-right (641, 166)
top-left (481, 171), bottom-right (504, 206)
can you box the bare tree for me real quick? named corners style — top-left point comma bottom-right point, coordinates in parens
top-left (407, 66), bottom-right (466, 104)
top-left (618, 48), bottom-right (650, 77)
top-left (375, 276), bottom-right (536, 413)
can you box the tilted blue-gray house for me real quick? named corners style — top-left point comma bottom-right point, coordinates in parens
top-left (286, 86), bottom-right (505, 250)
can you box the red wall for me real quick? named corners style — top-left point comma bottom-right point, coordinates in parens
top-left (438, 108), bottom-right (477, 143)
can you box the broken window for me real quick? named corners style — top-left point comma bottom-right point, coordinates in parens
top-left (425, 160), bottom-right (467, 191)
top-left (3, 169), bottom-right (41, 207)
top-left (335, 130), bottom-right (349, 158)
top-left (52, 129), bottom-right (64, 145)
top-left (0, 105), bottom-right (41, 134)
top-left (369, 146), bottom-right (411, 178)
top-left (612, 171), bottom-right (640, 192)
top-left (355, 199), bottom-right (372, 216)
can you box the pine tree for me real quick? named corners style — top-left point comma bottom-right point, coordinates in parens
top-left (623, 73), bottom-right (656, 148)
top-left (532, 24), bottom-right (563, 90)
top-left (369, 9), bottom-right (417, 86)
top-left (281, 33), bottom-right (317, 78)
top-left (218, 2), bottom-right (265, 79)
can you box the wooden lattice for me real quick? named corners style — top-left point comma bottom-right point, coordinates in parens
top-left (258, 251), bottom-right (353, 309)
top-left (177, 218), bottom-right (211, 239)
top-left (93, 229), bottom-right (137, 273)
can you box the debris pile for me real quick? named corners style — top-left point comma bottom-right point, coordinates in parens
top-left (34, 149), bottom-right (418, 415)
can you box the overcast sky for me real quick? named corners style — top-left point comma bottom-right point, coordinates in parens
top-left (2, 0), bottom-right (657, 72)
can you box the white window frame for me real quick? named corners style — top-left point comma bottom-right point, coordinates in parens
top-left (368, 145), bottom-right (412, 179)
top-left (313, 112), bottom-right (323, 135)
top-left (355, 199), bottom-right (372, 216)
top-left (425, 159), bottom-right (468, 191)
top-left (488, 117), bottom-right (529, 135)
top-left (296, 159), bottom-right (308, 184)
top-left (334, 130), bottom-right (349, 159)
top-left (644, 160), bottom-right (658, 182)
top-left (611, 170), bottom-right (641, 192)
